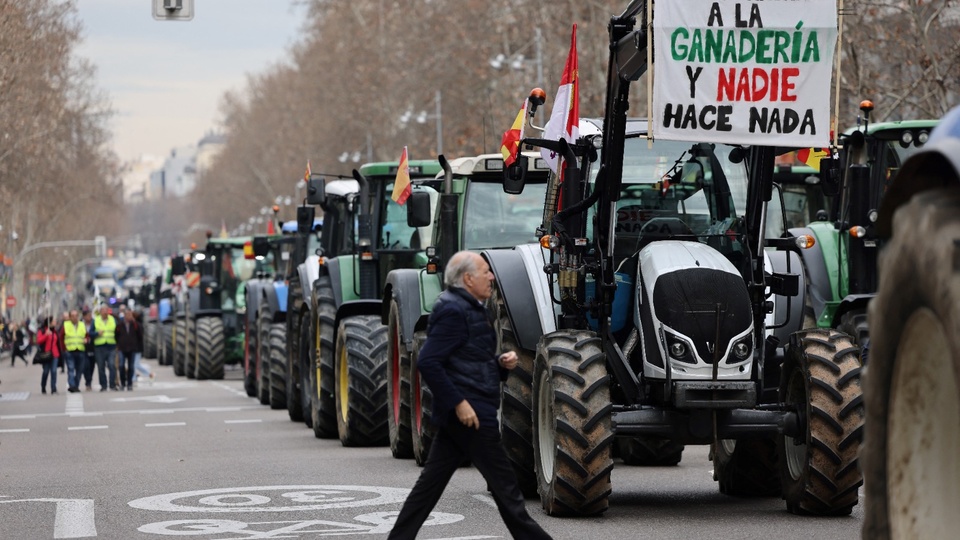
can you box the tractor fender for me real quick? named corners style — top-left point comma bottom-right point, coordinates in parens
top-left (832, 294), bottom-right (874, 328)
top-left (382, 268), bottom-right (424, 348)
top-left (788, 226), bottom-right (833, 321)
top-left (245, 279), bottom-right (268, 327)
top-left (483, 243), bottom-right (555, 353)
top-left (325, 257), bottom-right (344, 307)
top-left (333, 299), bottom-right (382, 346)
top-left (765, 249), bottom-right (805, 343)
top-left (297, 255), bottom-right (321, 307)
top-left (158, 298), bottom-right (171, 322)
top-left (260, 282), bottom-right (286, 322)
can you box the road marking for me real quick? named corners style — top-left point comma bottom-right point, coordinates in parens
top-left (471, 494), bottom-right (497, 509)
top-left (0, 498), bottom-right (97, 539)
top-left (67, 412), bottom-right (103, 417)
top-left (1, 405), bottom-right (262, 421)
top-left (0, 391), bottom-right (30, 402)
top-left (65, 394), bottom-right (84, 415)
top-left (111, 395), bottom-right (186, 404)
top-left (224, 419), bottom-right (261, 424)
top-left (207, 407), bottom-right (245, 412)
top-left (145, 422), bottom-right (186, 428)
top-left (68, 425), bottom-right (108, 431)
top-left (0, 428), bottom-right (29, 433)
top-left (128, 486), bottom-right (412, 513)
top-left (211, 382), bottom-right (250, 398)
top-left (2, 414), bottom-right (36, 419)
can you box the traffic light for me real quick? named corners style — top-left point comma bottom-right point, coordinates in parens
top-left (152, 0), bottom-right (194, 21)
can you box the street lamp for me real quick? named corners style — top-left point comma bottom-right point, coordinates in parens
top-left (399, 90), bottom-right (443, 154)
top-left (490, 28), bottom-right (543, 88)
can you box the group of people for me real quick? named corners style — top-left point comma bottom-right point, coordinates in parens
top-left (5, 304), bottom-right (152, 394)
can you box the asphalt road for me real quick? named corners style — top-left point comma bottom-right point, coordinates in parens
top-left (0, 351), bottom-right (863, 539)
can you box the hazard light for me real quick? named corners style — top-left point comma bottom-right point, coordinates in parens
top-left (795, 235), bottom-right (816, 249)
top-left (849, 226), bottom-right (867, 238)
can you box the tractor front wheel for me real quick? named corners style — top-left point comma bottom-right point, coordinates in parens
top-left (334, 315), bottom-right (388, 446)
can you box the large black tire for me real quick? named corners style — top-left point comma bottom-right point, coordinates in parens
top-left (243, 324), bottom-right (257, 398)
top-left (711, 438), bottom-right (780, 496)
top-left (410, 331), bottom-right (434, 466)
top-left (310, 276), bottom-right (338, 438)
top-left (161, 323), bottom-right (173, 366)
top-left (195, 317), bottom-right (225, 380)
top-left (268, 323), bottom-right (287, 410)
top-left (172, 319), bottom-right (186, 377)
top-left (779, 328), bottom-right (863, 516)
top-left (257, 303), bottom-right (271, 405)
top-left (183, 318), bottom-right (197, 379)
top-left (334, 315), bottom-right (389, 446)
top-left (863, 188), bottom-right (960, 539)
top-left (297, 312), bottom-right (313, 427)
top-left (387, 299), bottom-right (413, 459)
top-left (837, 308), bottom-right (869, 364)
top-left (533, 330), bottom-right (613, 516)
top-left (144, 320), bottom-right (158, 359)
top-left (285, 277), bottom-right (303, 421)
top-left (490, 283), bottom-right (536, 496)
top-left (618, 437), bottom-right (684, 467)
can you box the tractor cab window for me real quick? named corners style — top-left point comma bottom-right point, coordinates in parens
top-left (463, 180), bottom-right (546, 250)
top-left (588, 139), bottom-right (748, 267)
top-left (380, 181), bottom-right (422, 250)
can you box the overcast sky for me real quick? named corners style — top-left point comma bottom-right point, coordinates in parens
top-left (74, 0), bottom-right (307, 163)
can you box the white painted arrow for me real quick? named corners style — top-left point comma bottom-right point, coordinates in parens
top-left (109, 395), bottom-right (186, 404)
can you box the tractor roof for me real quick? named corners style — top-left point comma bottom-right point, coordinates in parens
top-left (359, 160), bottom-right (442, 178)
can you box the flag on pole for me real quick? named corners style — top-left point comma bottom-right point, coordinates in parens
top-left (220, 219), bottom-right (229, 238)
top-left (303, 160), bottom-right (311, 183)
top-left (500, 99), bottom-right (528, 166)
top-left (796, 148), bottom-right (830, 171)
top-left (391, 147), bottom-right (412, 205)
top-left (40, 274), bottom-right (51, 316)
top-left (266, 218), bottom-right (276, 235)
top-left (541, 24), bottom-right (579, 173)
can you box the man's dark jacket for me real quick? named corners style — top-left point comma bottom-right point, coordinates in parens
top-left (115, 318), bottom-right (142, 353)
top-left (416, 286), bottom-right (507, 429)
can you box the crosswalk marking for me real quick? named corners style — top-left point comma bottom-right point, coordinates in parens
top-left (65, 394), bottom-right (84, 415)
top-left (0, 392), bottom-right (30, 402)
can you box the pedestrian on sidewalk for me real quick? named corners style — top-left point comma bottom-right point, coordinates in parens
top-left (115, 307), bottom-right (142, 391)
top-left (92, 305), bottom-right (118, 391)
top-left (387, 251), bottom-right (552, 540)
top-left (35, 317), bottom-right (61, 395)
top-left (10, 323), bottom-right (29, 367)
top-left (62, 310), bottom-right (87, 393)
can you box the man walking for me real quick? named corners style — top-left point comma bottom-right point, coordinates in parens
top-left (388, 251), bottom-right (551, 540)
top-left (115, 309), bottom-right (142, 390)
top-left (62, 310), bottom-right (87, 393)
top-left (10, 323), bottom-right (29, 366)
top-left (92, 305), bottom-right (118, 391)
top-left (81, 309), bottom-right (96, 391)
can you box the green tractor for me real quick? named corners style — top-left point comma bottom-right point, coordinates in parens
top-left (304, 159), bottom-right (442, 446)
top-left (785, 101), bottom-right (938, 347)
top-left (382, 151), bottom-right (551, 463)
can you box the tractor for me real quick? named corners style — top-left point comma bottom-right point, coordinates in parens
top-left (382, 151), bottom-right (551, 463)
top-left (861, 106), bottom-right (960, 539)
top-left (240, 229), bottom-right (285, 400)
top-left (304, 159), bottom-right (442, 446)
top-left (484, 1), bottom-right (862, 517)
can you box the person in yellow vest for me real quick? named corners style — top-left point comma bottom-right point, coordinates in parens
top-left (92, 305), bottom-right (118, 391)
top-left (62, 310), bottom-right (87, 393)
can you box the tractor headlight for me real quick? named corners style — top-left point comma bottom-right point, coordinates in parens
top-left (733, 338), bottom-right (752, 360)
top-left (663, 329), bottom-right (696, 364)
top-left (669, 341), bottom-right (687, 358)
top-left (917, 130), bottom-right (930, 145)
top-left (900, 131), bottom-right (914, 148)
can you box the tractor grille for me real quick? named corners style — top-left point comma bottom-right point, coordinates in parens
top-left (652, 268), bottom-right (752, 364)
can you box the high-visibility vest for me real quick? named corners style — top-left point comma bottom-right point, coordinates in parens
top-left (94, 315), bottom-right (116, 346)
top-left (63, 320), bottom-right (87, 351)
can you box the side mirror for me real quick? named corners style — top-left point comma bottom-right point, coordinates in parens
top-left (170, 256), bottom-right (186, 276)
top-left (296, 206), bottom-right (316, 234)
top-left (307, 176), bottom-right (325, 205)
top-left (406, 191), bottom-right (432, 228)
top-left (503, 154), bottom-right (528, 195)
top-left (818, 156), bottom-right (842, 197)
top-left (252, 236), bottom-right (270, 258)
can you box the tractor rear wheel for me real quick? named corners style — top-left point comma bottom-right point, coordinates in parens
top-left (257, 303), bottom-right (271, 405)
top-left (243, 321), bottom-right (257, 397)
top-left (310, 276), bottom-right (337, 438)
top-left (862, 188), bottom-right (960, 539)
top-left (172, 319), bottom-right (185, 377)
top-left (285, 277), bottom-right (303, 421)
top-left (144, 320), bottom-right (158, 359)
top-left (184, 319), bottom-right (197, 379)
top-left (297, 312), bottom-right (313, 427)
top-left (268, 323), bottom-right (287, 409)
top-left (779, 328), bottom-right (863, 516)
top-left (491, 284), bottom-right (536, 496)
top-left (533, 330), bottom-right (613, 516)
top-left (161, 323), bottom-right (173, 366)
top-left (711, 438), bottom-right (779, 496)
top-left (387, 300), bottom-right (413, 459)
top-left (334, 315), bottom-right (388, 446)
top-left (837, 308), bottom-right (869, 363)
top-left (195, 317), bottom-right (225, 380)
top-left (409, 331), bottom-right (434, 466)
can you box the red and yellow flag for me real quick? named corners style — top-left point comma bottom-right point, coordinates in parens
top-left (500, 99), bottom-right (527, 166)
top-left (391, 147), bottom-right (412, 205)
top-left (303, 160), bottom-right (311, 183)
top-left (797, 148), bottom-right (830, 171)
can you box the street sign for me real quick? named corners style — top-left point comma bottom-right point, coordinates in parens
top-left (152, 0), bottom-right (194, 21)
top-left (6, 295), bottom-right (16, 308)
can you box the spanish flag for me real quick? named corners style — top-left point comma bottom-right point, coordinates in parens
top-left (391, 147), bottom-right (412, 205)
top-left (303, 160), bottom-right (311, 183)
top-left (797, 148), bottom-right (830, 171)
top-left (500, 99), bottom-right (527, 166)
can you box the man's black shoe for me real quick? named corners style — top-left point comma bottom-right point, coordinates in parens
top-left (68, 387), bottom-right (79, 393)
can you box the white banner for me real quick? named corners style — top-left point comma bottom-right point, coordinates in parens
top-left (653, 0), bottom-right (837, 146)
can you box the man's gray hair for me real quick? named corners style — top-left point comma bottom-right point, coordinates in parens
top-left (444, 251), bottom-right (479, 288)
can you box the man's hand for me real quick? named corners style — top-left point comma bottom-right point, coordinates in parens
top-left (455, 400), bottom-right (479, 430)
top-left (498, 351), bottom-right (518, 370)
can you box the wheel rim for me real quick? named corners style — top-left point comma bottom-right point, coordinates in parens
top-left (720, 439), bottom-right (736, 455)
top-left (338, 340), bottom-right (348, 422)
top-left (537, 367), bottom-right (555, 483)
top-left (888, 308), bottom-right (960, 539)
top-left (784, 369), bottom-right (807, 481)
